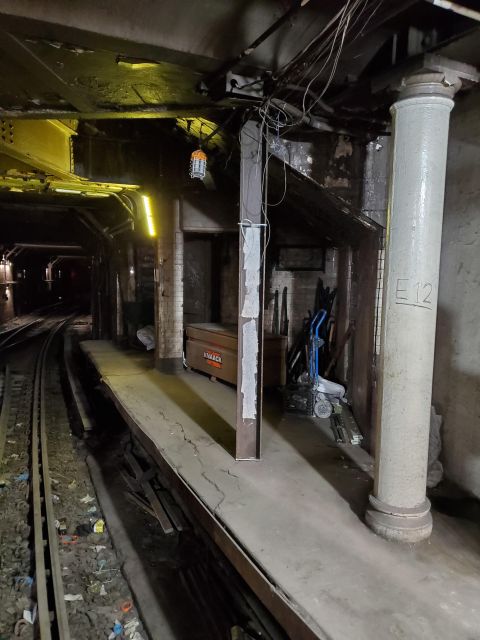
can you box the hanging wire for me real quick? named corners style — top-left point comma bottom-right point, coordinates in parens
top-left (235, 0), bottom-right (384, 270)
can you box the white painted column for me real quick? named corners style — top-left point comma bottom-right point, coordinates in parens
top-left (366, 73), bottom-right (456, 542)
top-left (154, 194), bottom-right (184, 373)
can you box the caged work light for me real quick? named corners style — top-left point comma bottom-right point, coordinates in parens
top-left (189, 149), bottom-right (207, 180)
top-left (141, 195), bottom-right (157, 237)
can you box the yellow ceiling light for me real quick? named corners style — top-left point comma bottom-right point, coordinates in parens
top-left (141, 195), bottom-right (156, 237)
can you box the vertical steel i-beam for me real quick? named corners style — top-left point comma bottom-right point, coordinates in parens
top-left (236, 120), bottom-right (266, 460)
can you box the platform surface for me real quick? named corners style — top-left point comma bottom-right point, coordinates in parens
top-left (81, 340), bottom-right (480, 640)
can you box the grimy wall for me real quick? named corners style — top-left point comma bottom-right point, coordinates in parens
top-left (433, 88), bottom-right (480, 498)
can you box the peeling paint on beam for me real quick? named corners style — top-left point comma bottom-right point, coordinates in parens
top-left (241, 319), bottom-right (259, 421)
top-left (235, 120), bottom-right (265, 461)
top-left (241, 226), bottom-right (261, 319)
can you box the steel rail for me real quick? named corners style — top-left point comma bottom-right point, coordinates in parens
top-left (0, 318), bottom-right (43, 351)
top-left (0, 302), bottom-right (66, 352)
top-left (32, 318), bottom-right (72, 640)
top-left (0, 364), bottom-right (12, 463)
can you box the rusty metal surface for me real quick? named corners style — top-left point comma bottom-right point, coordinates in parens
top-left (350, 231), bottom-right (380, 446)
top-left (235, 121), bottom-right (265, 461)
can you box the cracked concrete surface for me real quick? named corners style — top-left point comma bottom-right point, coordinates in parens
top-left (81, 341), bottom-right (480, 640)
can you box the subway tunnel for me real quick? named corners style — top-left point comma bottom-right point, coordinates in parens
top-left (1, 2), bottom-right (480, 639)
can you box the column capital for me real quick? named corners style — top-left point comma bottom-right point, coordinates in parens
top-left (373, 54), bottom-right (478, 101)
top-left (397, 70), bottom-right (460, 101)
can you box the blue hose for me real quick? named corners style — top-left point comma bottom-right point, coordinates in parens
top-left (309, 311), bottom-right (321, 379)
top-left (310, 310), bottom-right (327, 382)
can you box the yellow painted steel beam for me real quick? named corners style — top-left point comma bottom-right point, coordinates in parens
top-left (0, 172), bottom-right (139, 197)
top-left (0, 119), bottom-right (78, 180)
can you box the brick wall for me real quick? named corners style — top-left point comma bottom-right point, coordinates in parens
top-left (218, 236), bottom-right (338, 347)
top-left (219, 235), bottom-right (239, 325)
top-left (264, 248), bottom-right (338, 346)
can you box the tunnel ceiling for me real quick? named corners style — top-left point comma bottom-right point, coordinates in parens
top-left (0, 0), bottom-right (478, 120)
top-left (0, 0), bottom-right (479, 252)
top-left (0, 191), bottom-right (129, 253)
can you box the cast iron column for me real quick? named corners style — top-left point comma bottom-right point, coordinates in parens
top-left (236, 120), bottom-right (266, 460)
top-left (154, 194), bottom-right (184, 373)
top-left (366, 73), bottom-right (456, 542)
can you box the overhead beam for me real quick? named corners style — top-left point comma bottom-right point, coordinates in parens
top-left (0, 106), bottom-right (227, 120)
top-left (0, 173), bottom-right (139, 196)
top-left (425, 0), bottom-right (480, 21)
top-left (14, 243), bottom-right (84, 251)
top-left (0, 31), bottom-right (95, 112)
top-left (0, 119), bottom-right (77, 180)
top-left (0, 1), bottom-right (334, 80)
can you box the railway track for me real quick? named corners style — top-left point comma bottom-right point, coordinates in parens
top-left (0, 318), bottom-right (43, 352)
top-left (0, 303), bottom-right (73, 353)
top-left (31, 318), bottom-right (71, 639)
top-left (0, 315), bottom-right (147, 640)
top-left (1, 317), bottom-right (286, 640)
top-left (0, 318), bottom-right (71, 639)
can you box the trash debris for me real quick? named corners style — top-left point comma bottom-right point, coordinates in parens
top-left (15, 576), bottom-right (33, 588)
top-left (54, 518), bottom-right (67, 532)
top-left (23, 605), bottom-right (37, 624)
top-left (14, 619), bottom-right (29, 636)
top-left (129, 633), bottom-right (145, 640)
top-left (60, 534), bottom-right (79, 545)
top-left (7, 439), bottom-right (16, 444)
top-left (108, 620), bottom-right (123, 639)
top-left (80, 494), bottom-right (95, 504)
top-left (96, 559), bottom-right (107, 573)
top-left (9, 453), bottom-right (19, 459)
top-left (99, 584), bottom-right (107, 596)
top-left (52, 494), bottom-right (60, 503)
top-left (121, 600), bottom-right (133, 614)
top-left (64, 593), bottom-right (83, 602)
top-left (87, 581), bottom-right (103, 594)
top-left (90, 545), bottom-right (106, 552)
top-left (87, 505), bottom-right (97, 514)
top-left (92, 518), bottom-right (105, 533)
top-left (15, 472), bottom-right (29, 482)
top-left (124, 618), bottom-right (139, 635)
top-left (137, 325), bottom-right (155, 351)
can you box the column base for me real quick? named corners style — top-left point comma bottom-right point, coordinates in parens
top-left (156, 357), bottom-right (183, 374)
top-left (366, 495), bottom-right (432, 543)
